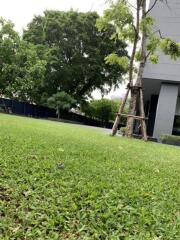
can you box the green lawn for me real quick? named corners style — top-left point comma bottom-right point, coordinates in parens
top-left (0, 114), bottom-right (180, 240)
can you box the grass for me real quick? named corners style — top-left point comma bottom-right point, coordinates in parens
top-left (0, 113), bottom-right (180, 240)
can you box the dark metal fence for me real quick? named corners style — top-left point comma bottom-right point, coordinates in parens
top-left (0, 98), bottom-right (56, 118)
top-left (0, 98), bottom-right (114, 129)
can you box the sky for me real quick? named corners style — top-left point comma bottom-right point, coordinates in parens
top-left (0, 0), bottom-right (106, 34)
top-left (0, 0), bottom-right (140, 99)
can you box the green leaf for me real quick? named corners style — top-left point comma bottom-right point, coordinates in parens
top-left (149, 54), bottom-right (159, 64)
top-left (105, 54), bottom-right (129, 71)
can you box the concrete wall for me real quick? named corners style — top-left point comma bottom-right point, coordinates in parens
top-left (143, 0), bottom-right (180, 82)
top-left (153, 83), bottom-right (179, 139)
top-left (142, 1), bottom-right (180, 138)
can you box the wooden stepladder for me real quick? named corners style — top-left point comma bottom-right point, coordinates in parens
top-left (111, 83), bottom-right (148, 141)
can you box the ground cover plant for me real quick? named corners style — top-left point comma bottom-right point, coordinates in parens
top-left (0, 113), bottom-right (180, 239)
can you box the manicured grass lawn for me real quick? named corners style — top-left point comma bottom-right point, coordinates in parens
top-left (0, 113), bottom-right (180, 239)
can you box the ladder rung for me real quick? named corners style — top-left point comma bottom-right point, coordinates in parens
top-left (116, 113), bottom-right (148, 120)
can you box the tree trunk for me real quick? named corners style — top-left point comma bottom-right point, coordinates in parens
top-left (126, 89), bottom-right (138, 137)
top-left (111, 1), bottom-right (140, 136)
top-left (112, 87), bottom-right (130, 135)
top-left (57, 108), bottom-right (60, 119)
top-left (126, 1), bottom-right (141, 137)
top-left (140, 88), bottom-right (147, 140)
top-left (126, 0), bottom-right (147, 138)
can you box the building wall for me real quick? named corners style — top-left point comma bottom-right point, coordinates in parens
top-left (142, 0), bottom-right (180, 138)
top-left (153, 83), bottom-right (179, 139)
top-left (143, 0), bottom-right (180, 82)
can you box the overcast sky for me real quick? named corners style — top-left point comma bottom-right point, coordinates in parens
top-left (0, 0), bottom-right (106, 34)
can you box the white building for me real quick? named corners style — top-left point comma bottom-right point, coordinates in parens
top-left (143, 0), bottom-right (180, 139)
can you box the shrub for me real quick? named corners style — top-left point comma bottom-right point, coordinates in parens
top-left (160, 134), bottom-right (180, 142)
top-left (160, 134), bottom-right (180, 146)
top-left (82, 99), bottom-right (129, 125)
top-left (120, 126), bottom-right (128, 136)
top-left (47, 91), bottom-right (76, 119)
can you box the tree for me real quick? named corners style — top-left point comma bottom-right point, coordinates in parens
top-left (97, 0), bottom-right (180, 139)
top-left (23, 10), bottom-right (128, 103)
top-left (0, 18), bottom-right (19, 97)
top-left (47, 91), bottom-right (76, 119)
top-left (6, 41), bottom-right (46, 103)
top-left (82, 98), bottom-right (128, 125)
top-left (0, 18), bottom-right (46, 103)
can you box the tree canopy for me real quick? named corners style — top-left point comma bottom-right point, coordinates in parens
top-left (0, 18), bottom-right (19, 96)
top-left (23, 10), bottom-right (128, 103)
top-left (0, 18), bottom-right (46, 103)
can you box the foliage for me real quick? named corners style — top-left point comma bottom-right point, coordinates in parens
top-left (97, 0), bottom-right (180, 137)
top-left (0, 18), bottom-right (19, 95)
top-left (96, 0), bottom-right (180, 71)
top-left (160, 134), bottom-right (180, 142)
top-left (0, 113), bottom-right (180, 239)
top-left (47, 91), bottom-right (76, 118)
top-left (105, 54), bottom-right (129, 71)
top-left (23, 10), bottom-right (128, 103)
top-left (6, 41), bottom-right (46, 102)
top-left (120, 126), bottom-right (128, 135)
top-left (0, 18), bottom-right (46, 103)
top-left (82, 98), bottom-right (128, 124)
top-left (160, 38), bottom-right (180, 60)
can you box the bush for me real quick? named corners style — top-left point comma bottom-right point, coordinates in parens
top-left (47, 91), bottom-right (76, 119)
top-left (160, 134), bottom-right (180, 141)
top-left (120, 126), bottom-right (128, 136)
top-left (82, 98), bottom-right (129, 125)
top-left (160, 134), bottom-right (180, 146)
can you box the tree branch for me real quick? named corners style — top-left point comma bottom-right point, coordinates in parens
top-left (146, 0), bottom-right (170, 15)
top-left (128, 1), bottom-right (140, 85)
top-left (146, 0), bottom-right (158, 15)
top-left (126, 0), bottom-right (137, 10)
top-left (153, 29), bottom-right (164, 39)
top-left (145, 51), bottom-right (151, 61)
